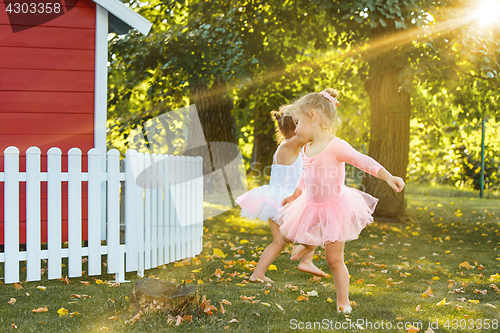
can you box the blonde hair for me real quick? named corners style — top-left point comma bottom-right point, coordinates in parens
top-left (295, 87), bottom-right (342, 132)
top-left (271, 104), bottom-right (298, 143)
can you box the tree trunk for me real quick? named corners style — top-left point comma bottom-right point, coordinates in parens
top-left (362, 63), bottom-right (410, 220)
top-left (185, 79), bottom-right (240, 196)
top-left (248, 107), bottom-right (276, 187)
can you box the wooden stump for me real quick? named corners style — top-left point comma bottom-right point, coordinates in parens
top-left (130, 278), bottom-right (198, 314)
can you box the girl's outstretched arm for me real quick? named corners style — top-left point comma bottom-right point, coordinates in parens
top-left (335, 139), bottom-right (405, 192)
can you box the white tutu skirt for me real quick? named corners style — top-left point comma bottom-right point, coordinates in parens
top-left (276, 186), bottom-right (378, 246)
top-left (235, 185), bottom-right (291, 222)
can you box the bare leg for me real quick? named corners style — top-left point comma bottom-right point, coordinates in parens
top-left (249, 219), bottom-right (286, 282)
top-left (325, 241), bottom-right (351, 313)
top-left (298, 248), bottom-right (328, 277)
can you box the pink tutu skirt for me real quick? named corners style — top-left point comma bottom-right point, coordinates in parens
top-left (236, 185), bottom-right (291, 222)
top-left (276, 187), bottom-right (378, 246)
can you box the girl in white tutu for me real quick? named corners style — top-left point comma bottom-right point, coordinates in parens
top-left (236, 105), bottom-right (326, 282)
top-left (278, 88), bottom-right (405, 312)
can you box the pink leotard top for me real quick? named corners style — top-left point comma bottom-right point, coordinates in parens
top-left (297, 137), bottom-right (384, 204)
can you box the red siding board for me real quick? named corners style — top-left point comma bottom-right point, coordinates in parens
top-left (0, 113), bottom-right (94, 135)
top-left (0, 91), bottom-right (94, 114)
top-left (0, 24), bottom-right (95, 49)
top-left (0, 68), bottom-right (95, 91)
top-left (0, 47), bottom-right (95, 71)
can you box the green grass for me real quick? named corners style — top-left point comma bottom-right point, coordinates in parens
top-left (1, 187), bottom-right (499, 332)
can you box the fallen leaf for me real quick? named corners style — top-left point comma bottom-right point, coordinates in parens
top-left (307, 290), bottom-right (318, 297)
top-left (57, 307), bottom-right (69, 317)
top-left (14, 283), bottom-right (23, 290)
top-left (221, 299), bottom-right (232, 305)
top-left (296, 295), bottom-right (308, 301)
top-left (459, 261), bottom-right (471, 270)
top-left (421, 287), bottom-right (433, 298)
top-left (406, 326), bottom-right (420, 333)
top-left (485, 303), bottom-right (496, 309)
top-left (11, 324), bottom-right (17, 329)
top-left (175, 315), bottom-right (183, 326)
top-left (220, 302), bottom-right (225, 314)
top-left (80, 281), bottom-right (90, 286)
top-left (261, 302), bottom-right (270, 306)
top-left (108, 316), bottom-right (118, 320)
top-left (268, 264), bottom-right (277, 271)
top-left (229, 318), bottom-right (239, 323)
top-left (425, 328), bottom-right (435, 333)
top-left (436, 298), bottom-right (447, 306)
top-left (37, 286), bottom-right (46, 290)
top-left (213, 248), bottom-right (226, 258)
top-left (8, 298), bottom-right (16, 304)
top-left (70, 312), bottom-right (79, 317)
top-left (415, 304), bottom-right (421, 311)
top-left (240, 240), bottom-right (249, 244)
top-left (468, 299), bottom-right (479, 304)
top-left (32, 306), bottom-right (48, 313)
top-left (275, 303), bottom-right (284, 311)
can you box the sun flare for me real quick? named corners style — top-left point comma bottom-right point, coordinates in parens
top-left (475, 0), bottom-right (500, 25)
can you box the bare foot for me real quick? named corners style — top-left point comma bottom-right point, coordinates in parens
top-left (298, 261), bottom-right (328, 277)
top-left (290, 245), bottom-right (312, 261)
top-left (337, 304), bottom-right (352, 314)
top-left (249, 275), bottom-right (274, 283)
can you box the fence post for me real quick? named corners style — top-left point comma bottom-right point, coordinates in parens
top-left (125, 149), bottom-right (137, 272)
top-left (47, 147), bottom-right (62, 280)
top-left (144, 153), bottom-right (151, 270)
top-left (68, 148), bottom-right (82, 278)
top-left (106, 149), bottom-right (125, 282)
top-left (197, 156), bottom-right (204, 254)
top-left (151, 154), bottom-right (158, 268)
top-left (26, 147), bottom-right (41, 282)
top-left (4, 146), bottom-right (20, 284)
top-left (87, 148), bottom-right (101, 276)
top-left (136, 152), bottom-right (145, 277)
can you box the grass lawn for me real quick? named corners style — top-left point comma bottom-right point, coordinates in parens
top-left (1, 189), bottom-right (499, 332)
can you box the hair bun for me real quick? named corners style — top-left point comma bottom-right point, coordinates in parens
top-left (323, 88), bottom-right (339, 99)
top-left (271, 110), bottom-right (282, 121)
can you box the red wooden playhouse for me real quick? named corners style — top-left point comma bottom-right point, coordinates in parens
top-left (0, 0), bottom-right (152, 244)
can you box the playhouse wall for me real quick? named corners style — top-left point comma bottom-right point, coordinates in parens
top-left (0, 0), bottom-right (97, 244)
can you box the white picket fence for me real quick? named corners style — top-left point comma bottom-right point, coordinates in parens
top-left (0, 146), bottom-right (203, 284)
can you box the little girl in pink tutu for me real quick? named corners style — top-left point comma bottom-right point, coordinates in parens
top-left (278, 88), bottom-right (405, 313)
top-left (236, 105), bottom-right (326, 282)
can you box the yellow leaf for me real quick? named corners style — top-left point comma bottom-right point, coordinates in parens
top-left (37, 286), bottom-right (46, 290)
top-left (57, 307), bottom-right (69, 317)
top-left (239, 239), bottom-right (249, 245)
top-left (261, 302), bottom-right (271, 306)
top-left (296, 295), bottom-right (308, 301)
top-left (268, 264), bottom-right (277, 271)
top-left (411, 232), bottom-right (420, 236)
top-left (198, 279), bottom-right (204, 285)
top-left (468, 300), bottom-right (479, 304)
top-left (94, 279), bottom-right (105, 284)
top-left (240, 228), bottom-right (246, 232)
top-left (490, 273), bottom-right (500, 281)
top-left (191, 268), bottom-right (202, 273)
top-left (213, 248), bottom-right (226, 258)
top-left (265, 290), bottom-right (270, 295)
top-left (327, 297), bottom-right (333, 302)
top-left (436, 298), bottom-right (446, 306)
top-left (431, 276), bottom-right (440, 280)
top-left (236, 283), bottom-right (246, 287)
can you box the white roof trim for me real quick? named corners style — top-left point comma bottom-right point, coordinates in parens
top-left (92, 0), bottom-right (152, 35)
